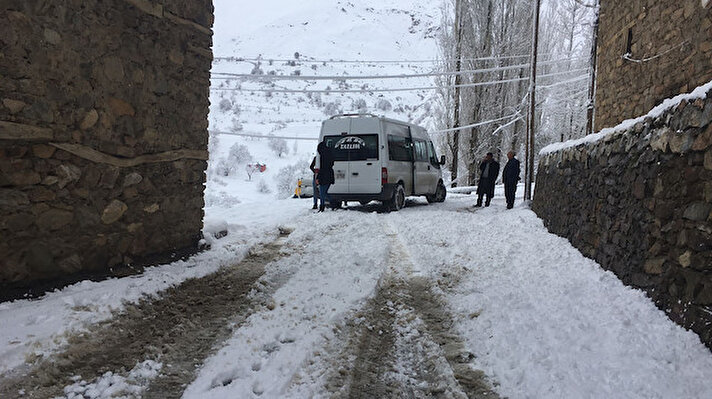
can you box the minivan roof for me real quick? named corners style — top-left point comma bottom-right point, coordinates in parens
top-left (326, 114), bottom-right (430, 140)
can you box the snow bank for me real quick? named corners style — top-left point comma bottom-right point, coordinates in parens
top-left (388, 196), bottom-right (712, 398)
top-left (540, 78), bottom-right (712, 155)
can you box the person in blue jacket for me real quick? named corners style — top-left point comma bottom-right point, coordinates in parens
top-left (316, 141), bottom-right (335, 212)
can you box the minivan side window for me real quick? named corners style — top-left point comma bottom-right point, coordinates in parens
top-left (414, 140), bottom-right (428, 162)
top-left (388, 135), bottom-right (413, 162)
top-left (427, 141), bottom-right (441, 169)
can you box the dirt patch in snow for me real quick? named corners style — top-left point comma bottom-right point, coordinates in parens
top-left (406, 276), bottom-right (497, 398)
top-left (0, 229), bottom-right (294, 399)
top-left (323, 230), bottom-right (498, 398)
top-left (327, 279), bottom-right (401, 398)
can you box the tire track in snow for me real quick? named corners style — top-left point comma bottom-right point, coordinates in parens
top-left (326, 223), bottom-right (498, 398)
top-left (0, 228), bottom-right (297, 399)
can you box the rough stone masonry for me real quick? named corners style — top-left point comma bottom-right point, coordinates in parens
top-left (534, 92), bottom-right (712, 349)
top-left (0, 0), bottom-right (213, 292)
top-left (595, 0), bottom-right (712, 130)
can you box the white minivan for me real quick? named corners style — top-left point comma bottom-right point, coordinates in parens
top-left (318, 114), bottom-right (447, 211)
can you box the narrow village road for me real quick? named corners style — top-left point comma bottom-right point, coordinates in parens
top-left (1, 192), bottom-right (711, 398)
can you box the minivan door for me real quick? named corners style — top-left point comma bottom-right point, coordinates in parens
top-left (335, 134), bottom-right (380, 194)
top-left (346, 117), bottom-right (382, 194)
top-left (413, 139), bottom-right (436, 194)
top-left (321, 118), bottom-right (351, 195)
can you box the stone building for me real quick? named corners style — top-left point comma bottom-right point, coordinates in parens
top-left (595, 0), bottom-right (712, 130)
top-left (0, 0), bottom-right (213, 296)
top-left (534, 1), bottom-right (712, 348)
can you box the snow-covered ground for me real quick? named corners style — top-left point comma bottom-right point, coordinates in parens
top-left (186, 194), bottom-right (712, 398)
top-left (4, 193), bottom-right (712, 398)
top-left (2, 0), bottom-right (712, 397)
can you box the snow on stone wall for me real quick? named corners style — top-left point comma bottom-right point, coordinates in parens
top-left (533, 90), bottom-right (712, 349)
top-left (0, 0), bottom-right (213, 291)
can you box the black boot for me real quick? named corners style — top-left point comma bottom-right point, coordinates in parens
top-left (318, 204), bottom-right (325, 212)
top-left (312, 204), bottom-right (318, 210)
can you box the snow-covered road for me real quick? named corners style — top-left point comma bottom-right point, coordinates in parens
top-left (2, 192), bottom-right (712, 398)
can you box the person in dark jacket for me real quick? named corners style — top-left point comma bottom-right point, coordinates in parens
top-left (316, 141), bottom-right (335, 212)
top-left (502, 151), bottom-right (521, 209)
top-left (475, 152), bottom-right (500, 207)
top-left (309, 156), bottom-right (318, 209)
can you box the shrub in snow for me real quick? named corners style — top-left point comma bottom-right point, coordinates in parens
top-left (257, 178), bottom-right (271, 194)
top-left (294, 51), bottom-right (300, 59)
top-left (210, 157), bottom-right (232, 177)
top-left (250, 64), bottom-right (264, 75)
top-left (268, 135), bottom-right (289, 157)
top-left (228, 143), bottom-right (253, 165)
top-left (218, 98), bottom-right (232, 112)
top-left (376, 99), bottom-right (393, 112)
top-left (231, 118), bottom-right (243, 132)
top-left (292, 70), bottom-right (301, 76)
top-left (352, 98), bottom-right (368, 113)
top-left (208, 130), bottom-right (220, 155)
top-left (323, 101), bottom-right (342, 116)
top-left (204, 190), bottom-right (240, 208)
top-left (275, 161), bottom-right (310, 198)
top-left (271, 121), bottom-right (287, 132)
top-left (310, 93), bottom-right (323, 108)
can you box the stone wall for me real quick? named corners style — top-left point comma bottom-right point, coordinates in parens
top-left (0, 0), bottom-right (213, 292)
top-left (533, 92), bottom-right (712, 348)
top-left (595, 0), bottom-right (712, 130)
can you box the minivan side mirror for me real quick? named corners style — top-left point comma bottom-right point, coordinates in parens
top-left (440, 155), bottom-right (446, 165)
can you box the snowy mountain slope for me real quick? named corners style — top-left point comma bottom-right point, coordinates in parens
top-left (213, 0), bottom-right (440, 60)
top-left (206, 0), bottom-right (445, 209)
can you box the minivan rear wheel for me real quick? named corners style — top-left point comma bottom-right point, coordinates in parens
top-left (386, 184), bottom-right (406, 211)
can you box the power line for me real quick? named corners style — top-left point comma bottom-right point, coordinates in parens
top-left (212, 52), bottom-right (572, 64)
top-left (430, 113), bottom-right (522, 134)
top-left (210, 57), bottom-right (588, 81)
top-left (210, 130), bottom-right (319, 141)
top-left (211, 113), bottom-right (525, 139)
top-left (210, 68), bottom-right (589, 94)
top-left (536, 74), bottom-right (589, 89)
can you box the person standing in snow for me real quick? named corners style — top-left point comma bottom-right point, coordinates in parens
top-left (475, 152), bottom-right (499, 207)
top-left (316, 141), bottom-right (335, 212)
top-left (309, 156), bottom-right (318, 210)
top-left (502, 151), bottom-right (521, 209)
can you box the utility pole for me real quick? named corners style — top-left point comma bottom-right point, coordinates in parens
top-left (524, 0), bottom-right (541, 201)
top-left (585, 0), bottom-right (600, 136)
top-left (450, 0), bottom-right (463, 188)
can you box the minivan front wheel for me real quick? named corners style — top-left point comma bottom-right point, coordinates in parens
top-left (427, 181), bottom-right (447, 203)
top-left (386, 184), bottom-right (406, 211)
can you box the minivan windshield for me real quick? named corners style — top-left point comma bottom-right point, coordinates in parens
top-left (324, 134), bottom-right (379, 161)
